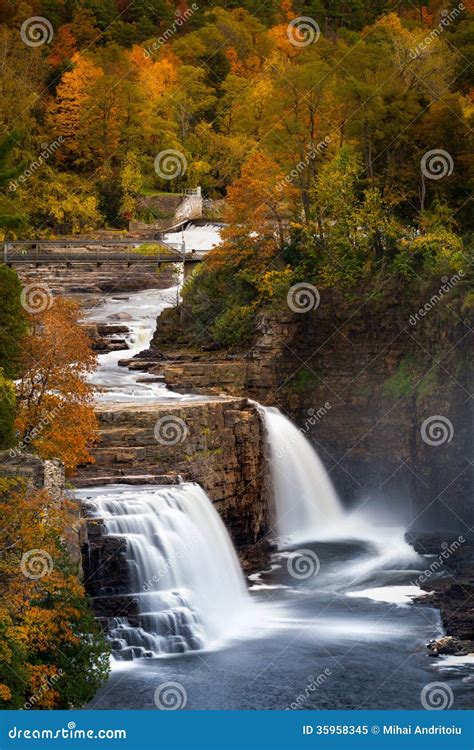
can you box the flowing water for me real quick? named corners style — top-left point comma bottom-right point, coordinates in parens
top-left (81, 286), bottom-right (472, 710)
top-left (77, 483), bottom-right (253, 658)
top-left (262, 406), bottom-right (344, 544)
top-left (163, 222), bottom-right (222, 253)
top-left (84, 286), bottom-right (190, 403)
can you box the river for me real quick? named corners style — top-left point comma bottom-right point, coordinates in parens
top-left (80, 286), bottom-right (473, 711)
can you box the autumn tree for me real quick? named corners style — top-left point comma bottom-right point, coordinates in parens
top-left (183, 152), bottom-right (297, 346)
top-left (0, 132), bottom-right (27, 233)
top-left (209, 150), bottom-right (297, 271)
top-left (0, 371), bottom-right (15, 450)
top-left (15, 297), bottom-right (98, 474)
top-left (164, 65), bottom-right (217, 143)
top-left (48, 52), bottom-right (103, 166)
top-left (119, 150), bottom-right (143, 222)
top-left (0, 477), bottom-right (109, 708)
top-left (18, 167), bottom-right (102, 235)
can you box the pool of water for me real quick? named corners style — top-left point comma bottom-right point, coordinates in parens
top-left (87, 540), bottom-right (473, 710)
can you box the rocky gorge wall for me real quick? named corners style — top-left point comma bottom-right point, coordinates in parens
top-left (76, 397), bottom-right (271, 613)
top-left (146, 282), bottom-right (473, 533)
top-left (15, 259), bottom-right (176, 303)
top-left (75, 398), bottom-right (270, 552)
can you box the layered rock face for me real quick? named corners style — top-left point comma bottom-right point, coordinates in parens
top-left (16, 261), bottom-right (175, 301)
top-left (147, 287), bottom-right (472, 532)
top-left (75, 398), bottom-right (270, 550)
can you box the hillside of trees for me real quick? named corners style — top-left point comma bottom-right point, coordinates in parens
top-left (0, 0), bottom-right (472, 235)
top-left (0, 264), bottom-right (108, 709)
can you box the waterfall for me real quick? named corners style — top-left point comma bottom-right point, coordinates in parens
top-left (79, 482), bottom-right (251, 659)
top-left (262, 407), bottom-right (344, 546)
top-left (261, 407), bottom-right (421, 584)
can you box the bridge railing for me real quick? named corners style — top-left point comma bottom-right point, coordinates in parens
top-left (1, 239), bottom-right (192, 266)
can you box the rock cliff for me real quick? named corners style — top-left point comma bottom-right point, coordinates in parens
top-left (145, 283), bottom-right (473, 533)
top-left (75, 398), bottom-right (270, 550)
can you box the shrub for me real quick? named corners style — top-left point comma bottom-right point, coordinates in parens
top-left (212, 304), bottom-right (255, 347)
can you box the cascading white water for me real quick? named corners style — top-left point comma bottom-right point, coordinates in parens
top-left (84, 286), bottom-right (190, 403)
top-left (262, 407), bottom-right (344, 545)
top-left (78, 482), bottom-right (251, 659)
top-left (261, 407), bottom-right (421, 588)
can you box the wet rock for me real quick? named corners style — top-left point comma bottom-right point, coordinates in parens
top-left (108, 312), bottom-right (133, 321)
top-left (427, 636), bottom-right (468, 657)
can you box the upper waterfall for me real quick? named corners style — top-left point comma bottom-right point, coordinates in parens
top-left (261, 407), bottom-right (344, 546)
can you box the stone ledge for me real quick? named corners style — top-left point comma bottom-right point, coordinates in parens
top-left (75, 398), bottom-right (270, 551)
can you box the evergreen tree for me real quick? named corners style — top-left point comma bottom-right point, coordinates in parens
top-left (0, 266), bottom-right (27, 379)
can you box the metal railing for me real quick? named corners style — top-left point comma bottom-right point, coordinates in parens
top-left (1, 239), bottom-right (205, 266)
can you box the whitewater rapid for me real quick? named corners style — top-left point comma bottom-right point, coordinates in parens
top-left (84, 286), bottom-right (197, 403)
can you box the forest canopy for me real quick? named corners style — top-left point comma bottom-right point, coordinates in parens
top-left (0, 0), bottom-right (472, 343)
top-left (0, 0), bottom-right (471, 234)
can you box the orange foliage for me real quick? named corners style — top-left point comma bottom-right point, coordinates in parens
top-left (15, 297), bottom-right (97, 474)
top-left (208, 151), bottom-right (297, 272)
top-left (48, 25), bottom-right (77, 67)
top-left (226, 46), bottom-right (245, 75)
top-left (48, 53), bottom-right (103, 161)
top-left (130, 46), bottom-right (179, 101)
top-left (280, 0), bottom-right (294, 21)
top-left (421, 6), bottom-right (434, 26)
top-left (0, 478), bottom-right (103, 708)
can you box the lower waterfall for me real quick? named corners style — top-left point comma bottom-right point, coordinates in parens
top-left (79, 483), bottom-right (251, 659)
top-left (262, 407), bottom-right (344, 545)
